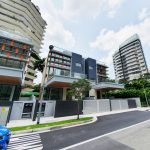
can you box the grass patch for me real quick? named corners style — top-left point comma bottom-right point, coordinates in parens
top-left (9, 117), bottom-right (93, 132)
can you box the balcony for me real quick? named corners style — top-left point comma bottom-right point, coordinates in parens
top-left (93, 82), bottom-right (124, 90)
top-left (46, 72), bottom-right (87, 87)
top-left (27, 68), bottom-right (35, 74)
top-left (0, 66), bottom-right (23, 84)
top-left (25, 73), bottom-right (36, 80)
top-left (24, 80), bottom-right (33, 86)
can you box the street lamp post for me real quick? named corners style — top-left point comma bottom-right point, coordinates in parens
top-left (143, 85), bottom-right (149, 107)
top-left (37, 45), bottom-right (54, 124)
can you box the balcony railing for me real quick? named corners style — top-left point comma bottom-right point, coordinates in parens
top-left (48, 71), bottom-right (87, 80)
top-left (0, 57), bottom-right (25, 69)
top-left (71, 72), bottom-right (87, 79)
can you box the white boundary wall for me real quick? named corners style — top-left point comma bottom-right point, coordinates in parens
top-left (10, 100), bottom-right (56, 120)
top-left (111, 99), bottom-right (128, 111)
top-left (83, 99), bottom-right (110, 114)
top-left (83, 98), bottom-right (141, 115)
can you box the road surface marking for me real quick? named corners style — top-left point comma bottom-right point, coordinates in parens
top-left (60, 119), bottom-right (150, 150)
top-left (8, 133), bottom-right (43, 150)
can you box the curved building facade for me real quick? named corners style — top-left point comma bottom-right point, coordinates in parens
top-left (0, 0), bottom-right (46, 53)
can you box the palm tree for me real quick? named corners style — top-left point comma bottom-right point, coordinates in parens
top-left (34, 58), bottom-right (45, 73)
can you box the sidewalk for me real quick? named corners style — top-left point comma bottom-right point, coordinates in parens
top-left (7, 107), bottom-right (150, 128)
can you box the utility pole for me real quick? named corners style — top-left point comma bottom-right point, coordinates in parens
top-left (37, 45), bottom-right (54, 124)
top-left (143, 84), bottom-right (149, 107)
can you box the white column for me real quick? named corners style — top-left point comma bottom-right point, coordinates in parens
top-left (89, 89), bottom-right (97, 99)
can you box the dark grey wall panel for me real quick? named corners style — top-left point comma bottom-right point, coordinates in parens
top-left (85, 58), bottom-right (96, 80)
top-left (71, 53), bottom-right (83, 74)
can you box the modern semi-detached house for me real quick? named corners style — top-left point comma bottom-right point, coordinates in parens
top-left (44, 46), bottom-right (124, 101)
top-left (0, 0), bottom-right (47, 88)
top-left (113, 34), bottom-right (148, 81)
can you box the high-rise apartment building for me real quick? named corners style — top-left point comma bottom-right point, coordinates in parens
top-left (113, 34), bottom-right (148, 81)
top-left (0, 0), bottom-right (47, 87)
top-left (0, 0), bottom-right (46, 52)
top-left (0, 0), bottom-right (46, 123)
top-left (44, 46), bottom-right (124, 101)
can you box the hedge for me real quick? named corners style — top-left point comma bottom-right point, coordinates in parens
top-left (105, 88), bottom-right (150, 106)
top-left (20, 92), bottom-right (39, 97)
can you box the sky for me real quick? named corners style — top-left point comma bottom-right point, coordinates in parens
top-left (32, 0), bottom-right (150, 84)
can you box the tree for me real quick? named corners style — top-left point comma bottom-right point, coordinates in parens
top-left (119, 79), bottom-right (128, 84)
top-left (143, 72), bottom-right (150, 80)
top-left (68, 78), bottom-right (91, 119)
top-left (33, 84), bottom-right (40, 92)
top-left (34, 58), bottom-right (45, 73)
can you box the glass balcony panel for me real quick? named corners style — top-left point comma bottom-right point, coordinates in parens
top-left (71, 72), bottom-right (87, 79)
top-left (0, 57), bottom-right (24, 69)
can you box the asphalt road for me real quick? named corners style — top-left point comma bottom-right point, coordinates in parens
top-left (39, 110), bottom-right (150, 150)
top-left (9, 110), bottom-right (150, 150)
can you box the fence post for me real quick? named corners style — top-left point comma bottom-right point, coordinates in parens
top-left (97, 100), bottom-right (100, 113)
top-left (109, 99), bottom-right (112, 111)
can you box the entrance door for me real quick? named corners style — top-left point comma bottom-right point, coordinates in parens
top-left (97, 90), bottom-right (100, 99)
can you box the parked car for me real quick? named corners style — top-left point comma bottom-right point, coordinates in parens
top-left (0, 125), bottom-right (11, 150)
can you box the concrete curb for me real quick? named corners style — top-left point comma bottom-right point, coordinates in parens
top-left (11, 116), bottom-right (97, 136)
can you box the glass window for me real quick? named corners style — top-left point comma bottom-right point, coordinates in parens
top-left (51, 58), bottom-right (54, 62)
top-left (55, 68), bottom-right (61, 75)
top-left (0, 84), bottom-right (13, 101)
top-left (76, 63), bottom-right (81, 67)
top-left (64, 70), bottom-right (70, 76)
top-left (89, 66), bottom-right (93, 70)
top-left (49, 67), bottom-right (54, 75)
top-left (49, 88), bottom-right (63, 100)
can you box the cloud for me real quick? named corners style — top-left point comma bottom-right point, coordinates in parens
top-left (31, 0), bottom-right (75, 57)
top-left (90, 9), bottom-right (150, 76)
top-left (139, 8), bottom-right (150, 21)
top-left (61, 0), bottom-right (124, 19)
top-left (31, 0), bottom-right (76, 83)
top-left (90, 18), bottom-right (150, 55)
top-left (90, 7), bottom-right (150, 78)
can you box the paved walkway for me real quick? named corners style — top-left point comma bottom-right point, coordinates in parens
top-left (7, 107), bottom-right (150, 128)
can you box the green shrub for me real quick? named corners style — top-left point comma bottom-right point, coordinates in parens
top-left (21, 92), bottom-right (39, 97)
top-left (105, 88), bottom-right (150, 106)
